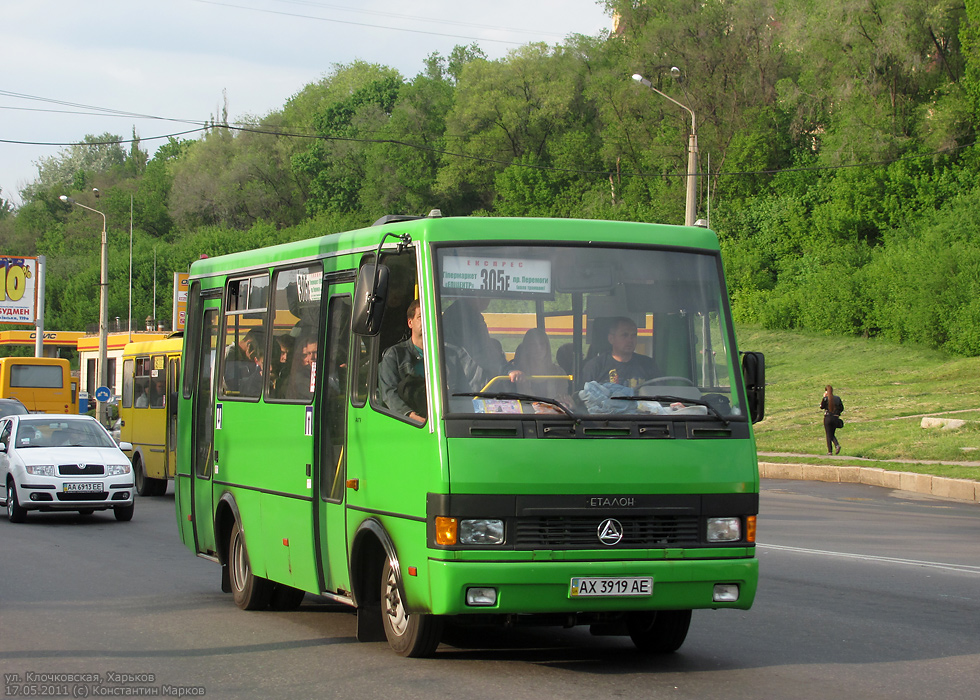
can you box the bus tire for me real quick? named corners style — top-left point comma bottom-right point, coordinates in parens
top-left (268, 583), bottom-right (305, 611)
top-left (133, 456), bottom-right (150, 497)
top-left (150, 478), bottom-right (168, 497)
top-left (627, 610), bottom-right (692, 653)
top-left (229, 520), bottom-right (272, 610)
top-left (114, 503), bottom-right (135, 522)
top-left (381, 557), bottom-right (442, 657)
top-left (6, 480), bottom-right (27, 523)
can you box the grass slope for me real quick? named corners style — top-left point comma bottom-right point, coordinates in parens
top-left (737, 326), bottom-right (980, 481)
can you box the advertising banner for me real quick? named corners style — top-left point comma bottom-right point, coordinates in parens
top-left (0, 257), bottom-right (38, 324)
top-left (173, 272), bottom-right (189, 332)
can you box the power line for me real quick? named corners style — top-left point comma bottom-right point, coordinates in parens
top-left (271, 0), bottom-right (573, 39)
top-left (1, 91), bottom-right (972, 179)
top-left (193, 0), bottom-right (528, 46)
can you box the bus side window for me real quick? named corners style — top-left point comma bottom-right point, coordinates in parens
top-left (368, 253), bottom-right (421, 423)
top-left (219, 275), bottom-right (269, 400)
top-left (122, 360), bottom-right (134, 409)
top-left (266, 264), bottom-right (322, 404)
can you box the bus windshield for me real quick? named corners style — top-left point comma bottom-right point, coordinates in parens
top-left (435, 244), bottom-right (742, 420)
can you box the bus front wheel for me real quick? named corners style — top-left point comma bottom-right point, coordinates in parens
top-left (381, 558), bottom-right (442, 657)
top-left (627, 610), bottom-right (692, 653)
top-left (229, 520), bottom-right (272, 610)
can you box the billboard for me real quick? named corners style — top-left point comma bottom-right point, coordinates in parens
top-left (0, 257), bottom-right (38, 324)
top-left (172, 272), bottom-right (189, 332)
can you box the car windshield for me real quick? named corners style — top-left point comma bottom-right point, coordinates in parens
top-left (435, 244), bottom-right (743, 420)
top-left (15, 419), bottom-right (116, 449)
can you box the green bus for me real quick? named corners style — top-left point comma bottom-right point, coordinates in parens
top-left (174, 214), bottom-right (765, 657)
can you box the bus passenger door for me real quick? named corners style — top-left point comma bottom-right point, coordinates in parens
top-left (190, 307), bottom-right (220, 556)
top-left (166, 356), bottom-right (180, 479)
top-left (314, 289), bottom-right (353, 595)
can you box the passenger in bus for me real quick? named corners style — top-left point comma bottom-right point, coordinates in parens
top-left (150, 378), bottom-right (166, 408)
top-left (442, 296), bottom-right (507, 381)
top-left (507, 329), bottom-right (571, 406)
top-left (380, 299), bottom-right (483, 424)
top-left (222, 329), bottom-right (265, 395)
top-left (270, 334), bottom-right (294, 397)
top-left (582, 317), bottom-right (660, 390)
top-left (379, 299), bottom-right (427, 423)
top-left (135, 382), bottom-right (151, 408)
top-left (283, 334), bottom-right (317, 400)
top-left (556, 342), bottom-right (579, 376)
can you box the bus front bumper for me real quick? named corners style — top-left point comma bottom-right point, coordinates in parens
top-left (422, 554), bottom-right (758, 616)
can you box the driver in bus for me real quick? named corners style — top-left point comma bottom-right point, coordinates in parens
top-left (582, 316), bottom-right (660, 390)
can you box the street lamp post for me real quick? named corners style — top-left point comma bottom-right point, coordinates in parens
top-left (60, 192), bottom-right (109, 426)
top-left (632, 71), bottom-right (698, 226)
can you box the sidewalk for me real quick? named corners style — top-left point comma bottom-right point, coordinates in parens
top-left (758, 452), bottom-right (980, 504)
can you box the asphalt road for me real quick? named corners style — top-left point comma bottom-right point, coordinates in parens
top-left (1, 480), bottom-right (977, 700)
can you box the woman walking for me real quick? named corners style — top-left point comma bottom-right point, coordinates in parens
top-left (820, 384), bottom-right (844, 455)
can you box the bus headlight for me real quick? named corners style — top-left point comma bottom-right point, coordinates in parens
top-left (106, 464), bottom-right (131, 476)
top-left (459, 519), bottom-right (504, 545)
top-left (706, 517), bottom-right (742, 542)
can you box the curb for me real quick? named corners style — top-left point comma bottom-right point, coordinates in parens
top-left (759, 462), bottom-right (980, 504)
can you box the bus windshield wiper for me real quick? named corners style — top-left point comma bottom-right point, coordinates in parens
top-left (454, 392), bottom-right (575, 418)
top-left (611, 395), bottom-right (730, 425)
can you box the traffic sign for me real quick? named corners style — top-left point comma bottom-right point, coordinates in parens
top-left (94, 386), bottom-right (112, 403)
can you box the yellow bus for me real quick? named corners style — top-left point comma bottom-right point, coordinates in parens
top-left (0, 356), bottom-right (78, 414)
top-left (119, 337), bottom-right (182, 496)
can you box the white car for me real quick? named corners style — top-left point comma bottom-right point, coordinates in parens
top-left (0, 414), bottom-right (136, 522)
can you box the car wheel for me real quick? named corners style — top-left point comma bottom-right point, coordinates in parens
top-left (627, 610), bottom-right (692, 653)
top-left (114, 503), bottom-right (135, 521)
top-left (381, 557), bottom-right (442, 657)
top-left (229, 519), bottom-right (272, 610)
top-left (6, 480), bottom-right (27, 523)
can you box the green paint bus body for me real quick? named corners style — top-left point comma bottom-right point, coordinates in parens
top-left (174, 216), bottom-right (764, 656)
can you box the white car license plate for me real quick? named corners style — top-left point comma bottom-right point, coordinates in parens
top-left (63, 482), bottom-right (103, 493)
top-left (570, 576), bottom-right (653, 597)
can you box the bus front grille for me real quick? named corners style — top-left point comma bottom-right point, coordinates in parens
top-left (514, 515), bottom-right (700, 549)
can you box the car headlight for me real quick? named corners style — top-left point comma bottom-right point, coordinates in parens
top-left (706, 517), bottom-right (742, 542)
top-left (459, 519), bottom-right (505, 545)
top-left (106, 464), bottom-right (131, 476)
top-left (26, 465), bottom-right (56, 477)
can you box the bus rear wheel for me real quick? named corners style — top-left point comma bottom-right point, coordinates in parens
top-left (133, 456), bottom-right (166, 497)
top-left (133, 457), bottom-right (149, 496)
top-left (229, 520), bottom-right (272, 610)
top-left (381, 557), bottom-right (442, 657)
top-left (627, 610), bottom-right (692, 653)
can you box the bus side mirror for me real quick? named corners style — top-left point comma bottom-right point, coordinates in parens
top-left (352, 262), bottom-right (390, 336)
top-left (741, 351), bottom-right (765, 424)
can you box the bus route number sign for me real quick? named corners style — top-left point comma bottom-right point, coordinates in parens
top-left (442, 256), bottom-right (552, 295)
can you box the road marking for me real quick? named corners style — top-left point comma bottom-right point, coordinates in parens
top-left (758, 543), bottom-right (980, 575)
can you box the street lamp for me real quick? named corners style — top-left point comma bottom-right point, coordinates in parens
top-left (632, 71), bottom-right (699, 226)
top-left (60, 191), bottom-right (109, 426)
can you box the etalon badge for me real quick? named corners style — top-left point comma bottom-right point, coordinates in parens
top-left (597, 518), bottom-right (624, 546)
